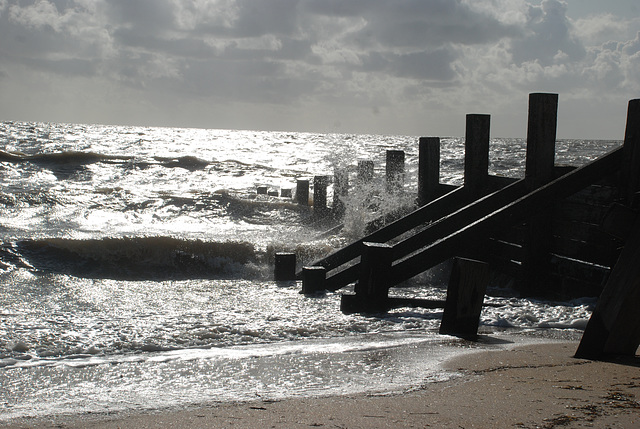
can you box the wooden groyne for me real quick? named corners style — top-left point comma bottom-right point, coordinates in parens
top-left (273, 93), bottom-right (640, 341)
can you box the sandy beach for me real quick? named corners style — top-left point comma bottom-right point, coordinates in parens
top-left (5, 341), bottom-right (639, 429)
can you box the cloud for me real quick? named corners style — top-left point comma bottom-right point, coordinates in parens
top-left (510, 0), bottom-right (586, 65)
top-left (0, 0), bottom-right (638, 138)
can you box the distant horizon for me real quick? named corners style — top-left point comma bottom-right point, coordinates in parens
top-left (1, 114), bottom-right (627, 142)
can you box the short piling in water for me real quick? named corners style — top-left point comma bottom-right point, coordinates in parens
top-left (301, 266), bottom-right (327, 295)
top-left (418, 137), bottom-right (440, 206)
top-left (274, 252), bottom-right (296, 281)
top-left (386, 150), bottom-right (405, 193)
top-left (357, 160), bottom-right (375, 183)
top-left (333, 169), bottom-right (349, 218)
top-left (281, 188), bottom-right (292, 198)
top-left (313, 176), bottom-right (331, 216)
top-left (296, 179), bottom-right (310, 206)
top-left (439, 257), bottom-right (490, 340)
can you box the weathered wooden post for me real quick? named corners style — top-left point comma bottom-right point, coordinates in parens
top-left (525, 93), bottom-right (558, 190)
top-left (296, 179), bottom-right (309, 206)
top-left (357, 160), bottom-right (374, 183)
top-left (418, 137), bottom-right (440, 206)
top-left (386, 150), bottom-right (405, 193)
top-left (313, 175), bottom-right (330, 216)
top-left (621, 99), bottom-right (640, 207)
top-left (520, 93), bottom-right (558, 297)
top-left (274, 252), bottom-right (296, 281)
top-left (464, 114), bottom-right (490, 196)
top-left (301, 266), bottom-right (326, 295)
top-left (576, 98), bottom-right (640, 359)
top-left (333, 169), bottom-right (349, 218)
top-left (343, 242), bottom-right (393, 313)
top-left (439, 257), bottom-right (490, 340)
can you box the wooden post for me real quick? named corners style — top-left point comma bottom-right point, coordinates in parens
top-left (257, 186), bottom-right (268, 195)
top-left (281, 188), bottom-right (292, 198)
top-left (296, 179), bottom-right (309, 206)
top-left (464, 114), bottom-right (490, 195)
top-left (386, 150), bottom-right (405, 193)
top-left (439, 257), bottom-right (490, 340)
top-left (333, 169), bottom-right (349, 218)
top-left (354, 242), bottom-right (393, 312)
top-left (313, 176), bottom-right (330, 216)
top-left (621, 99), bottom-right (640, 207)
top-left (301, 266), bottom-right (326, 295)
top-left (418, 137), bottom-right (440, 206)
top-left (357, 160), bottom-right (374, 183)
top-left (525, 93), bottom-right (558, 190)
top-left (274, 252), bottom-right (296, 281)
top-left (519, 93), bottom-right (558, 297)
top-left (575, 214), bottom-right (640, 359)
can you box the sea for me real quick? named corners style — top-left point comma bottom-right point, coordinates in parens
top-left (0, 121), bottom-right (622, 423)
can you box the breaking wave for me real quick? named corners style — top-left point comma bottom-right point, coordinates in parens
top-left (1, 237), bottom-right (260, 280)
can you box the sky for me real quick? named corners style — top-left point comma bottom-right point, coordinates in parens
top-left (0, 0), bottom-right (639, 139)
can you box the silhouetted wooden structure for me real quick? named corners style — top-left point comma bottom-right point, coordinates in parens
top-left (283, 93), bottom-right (640, 342)
top-left (575, 99), bottom-right (640, 359)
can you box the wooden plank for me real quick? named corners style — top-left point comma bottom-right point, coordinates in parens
top-left (549, 273), bottom-right (605, 299)
top-left (601, 204), bottom-right (638, 240)
top-left (563, 184), bottom-right (618, 205)
top-left (439, 257), bottom-right (490, 340)
top-left (549, 235), bottom-right (619, 268)
top-left (549, 255), bottom-right (610, 286)
top-left (555, 201), bottom-right (610, 224)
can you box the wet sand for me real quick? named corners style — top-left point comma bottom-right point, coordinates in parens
top-left (6, 341), bottom-right (640, 428)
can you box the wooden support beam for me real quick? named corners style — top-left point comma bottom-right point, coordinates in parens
top-left (575, 214), bottom-right (640, 359)
top-left (525, 93), bottom-right (558, 190)
top-left (418, 137), bottom-right (440, 206)
top-left (621, 99), bottom-right (640, 207)
top-left (464, 114), bottom-right (490, 195)
top-left (520, 93), bottom-right (559, 296)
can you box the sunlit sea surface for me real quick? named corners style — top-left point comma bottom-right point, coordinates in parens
top-left (0, 121), bottom-right (620, 422)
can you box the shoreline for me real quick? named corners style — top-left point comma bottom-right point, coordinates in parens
top-left (5, 340), bottom-right (639, 428)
